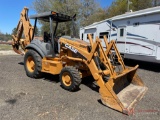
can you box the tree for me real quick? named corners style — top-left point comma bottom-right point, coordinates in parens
top-left (105, 0), bottom-right (153, 18)
top-left (131, 0), bottom-right (152, 11)
top-left (81, 8), bottom-right (108, 26)
top-left (33, 0), bottom-right (80, 36)
top-left (11, 27), bottom-right (17, 35)
top-left (106, 0), bottom-right (127, 18)
top-left (32, 0), bottom-right (101, 36)
top-left (80, 0), bottom-right (100, 26)
top-left (0, 30), bottom-right (3, 35)
top-left (34, 26), bottom-right (40, 36)
top-left (0, 32), bottom-right (12, 41)
top-left (32, 0), bottom-right (156, 37)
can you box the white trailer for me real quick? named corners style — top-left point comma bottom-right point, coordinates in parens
top-left (80, 6), bottom-right (160, 63)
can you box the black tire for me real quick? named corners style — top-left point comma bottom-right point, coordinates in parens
top-left (59, 66), bottom-right (82, 91)
top-left (24, 49), bottom-right (43, 78)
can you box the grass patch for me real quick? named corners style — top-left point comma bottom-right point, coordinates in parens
top-left (0, 44), bottom-right (13, 50)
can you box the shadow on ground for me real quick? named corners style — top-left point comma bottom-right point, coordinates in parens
top-left (19, 59), bottom-right (159, 94)
top-left (124, 59), bottom-right (160, 72)
top-left (18, 61), bottom-right (99, 92)
top-left (81, 76), bottom-right (99, 93)
top-left (43, 73), bottom-right (59, 83)
top-left (18, 62), bottom-right (24, 65)
top-left (43, 74), bottom-right (99, 93)
top-left (18, 62), bottom-right (59, 83)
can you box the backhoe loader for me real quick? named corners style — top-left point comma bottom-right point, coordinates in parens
top-left (12, 7), bottom-right (148, 115)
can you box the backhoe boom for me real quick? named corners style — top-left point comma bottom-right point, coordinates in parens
top-left (12, 7), bottom-right (34, 55)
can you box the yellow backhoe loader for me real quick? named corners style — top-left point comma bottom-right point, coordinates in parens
top-left (12, 7), bottom-right (148, 115)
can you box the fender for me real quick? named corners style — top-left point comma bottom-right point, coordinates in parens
top-left (25, 43), bottom-right (45, 58)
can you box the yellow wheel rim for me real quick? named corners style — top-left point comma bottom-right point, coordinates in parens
top-left (62, 72), bottom-right (72, 86)
top-left (26, 56), bottom-right (35, 72)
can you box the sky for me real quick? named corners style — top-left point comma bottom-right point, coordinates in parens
top-left (0, 0), bottom-right (113, 34)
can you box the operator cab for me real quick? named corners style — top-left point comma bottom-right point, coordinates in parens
top-left (29, 11), bottom-right (76, 57)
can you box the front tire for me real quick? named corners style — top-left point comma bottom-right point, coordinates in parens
top-left (24, 49), bottom-right (43, 78)
top-left (60, 66), bottom-right (82, 91)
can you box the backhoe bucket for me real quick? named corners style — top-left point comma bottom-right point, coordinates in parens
top-left (99, 65), bottom-right (148, 115)
top-left (12, 38), bottom-right (25, 55)
top-left (12, 44), bottom-right (24, 55)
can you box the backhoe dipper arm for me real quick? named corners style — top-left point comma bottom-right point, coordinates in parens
top-left (12, 7), bottom-right (34, 55)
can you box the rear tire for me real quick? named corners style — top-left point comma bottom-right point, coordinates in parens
top-left (60, 66), bottom-right (81, 91)
top-left (24, 49), bottom-right (43, 78)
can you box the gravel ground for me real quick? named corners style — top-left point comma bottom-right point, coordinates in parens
top-left (0, 55), bottom-right (159, 120)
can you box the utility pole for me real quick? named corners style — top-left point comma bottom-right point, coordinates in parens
top-left (127, 0), bottom-right (132, 12)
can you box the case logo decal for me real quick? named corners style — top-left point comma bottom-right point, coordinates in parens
top-left (65, 44), bottom-right (78, 53)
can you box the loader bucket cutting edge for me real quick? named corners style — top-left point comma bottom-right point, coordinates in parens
top-left (99, 65), bottom-right (148, 115)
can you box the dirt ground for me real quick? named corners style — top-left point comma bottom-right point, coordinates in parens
top-left (0, 55), bottom-right (159, 120)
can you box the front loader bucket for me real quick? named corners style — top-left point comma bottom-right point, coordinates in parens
top-left (99, 65), bottom-right (148, 115)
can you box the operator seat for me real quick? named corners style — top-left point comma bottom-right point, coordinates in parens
top-left (44, 32), bottom-right (51, 42)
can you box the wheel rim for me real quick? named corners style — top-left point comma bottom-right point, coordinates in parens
top-left (62, 72), bottom-right (72, 86)
top-left (26, 56), bottom-right (35, 72)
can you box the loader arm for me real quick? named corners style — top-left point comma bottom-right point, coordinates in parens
top-left (12, 7), bottom-right (34, 55)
